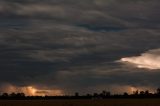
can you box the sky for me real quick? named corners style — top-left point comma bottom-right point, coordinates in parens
top-left (0, 0), bottom-right (160, 96)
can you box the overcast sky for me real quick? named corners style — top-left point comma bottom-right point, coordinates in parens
top-left (0, 0), bottom-right (160, 95)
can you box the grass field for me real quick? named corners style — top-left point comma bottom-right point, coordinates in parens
top-left (0, 99), bottom-right (160, 106)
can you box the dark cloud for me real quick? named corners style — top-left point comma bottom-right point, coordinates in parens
top-left (0, 0), bottom-right (160, 94)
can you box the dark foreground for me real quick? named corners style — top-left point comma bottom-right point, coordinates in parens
top-left (0, 99), bottom-right (160, 106)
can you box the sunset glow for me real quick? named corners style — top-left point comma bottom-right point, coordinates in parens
top-left (23, 86), bottom-right (64, 96)
top-left (25, 86), bottom-right (37, 96)
top-left (0, 84), bottom-right (63, 96)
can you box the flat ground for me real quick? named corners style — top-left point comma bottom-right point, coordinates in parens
top-left (0, 99), bottom-right (160, 106)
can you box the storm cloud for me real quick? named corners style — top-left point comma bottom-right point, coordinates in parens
top-left (0, 0), bottom-right (160, 95)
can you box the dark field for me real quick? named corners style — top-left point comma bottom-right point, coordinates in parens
top-left (0, 99), bottom-right (160, 106)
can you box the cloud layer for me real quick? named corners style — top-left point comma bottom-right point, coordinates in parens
top-left (0, 0), bottom-right (160, 95)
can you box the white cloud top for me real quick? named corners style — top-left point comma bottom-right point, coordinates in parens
top-left (120, 49), bottom-right (160, 70)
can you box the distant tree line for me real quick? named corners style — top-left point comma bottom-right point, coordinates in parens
top-left (1, 88), bottom-right (160, 99)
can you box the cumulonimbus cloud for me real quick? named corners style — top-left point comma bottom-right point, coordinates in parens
top-left (120, 49), bottom-right (160, 70)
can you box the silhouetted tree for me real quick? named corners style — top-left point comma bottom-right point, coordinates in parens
top-left (86, 93), bottom-right (92, 97)
top-left (16, 93), bottom-right (25, 97)
top-left (75, 92), bottom-right (79, 97)
top-left (93, 93), bottom-right (98, 97)
top-left (140, 91), bottom-right (145, 95)
top-left (1, 93), bottom-right (8, 97)
top-left (101, 90), bottom-right (110, 97)
top-left (123, 92), bottom-right (128, 96)
top-left (133, 90), bottom-right (139, 95)
top-left (10, 93), bottom-right (16, 97)
top-left (157, 88), bottom-right (160, 95)
top-left (145, 90), bottom-right (149, 95)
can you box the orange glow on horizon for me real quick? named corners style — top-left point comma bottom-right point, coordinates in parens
top-left (23, 86), bottom-right (64, 96)
top-left (25, 86), bottom-right (37, 96)
top-left (130, 87), bottom-right (137, 93)
top-left (1, 84), bottom-right (64, 96)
